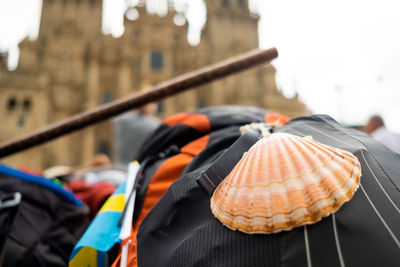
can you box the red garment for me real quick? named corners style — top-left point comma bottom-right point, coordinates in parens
top-left (67, 179), bottom-right (116, 218)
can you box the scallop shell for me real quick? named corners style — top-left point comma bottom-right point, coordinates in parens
top-left (210, 132), bottom-right (361, 234)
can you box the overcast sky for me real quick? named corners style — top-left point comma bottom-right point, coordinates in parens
top-left (1, 0), bottom-right (399, 131)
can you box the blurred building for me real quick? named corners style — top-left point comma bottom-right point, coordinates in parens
top-left (0, 0), bottom-right (308, 169)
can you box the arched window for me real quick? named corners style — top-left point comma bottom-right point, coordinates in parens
top-left (150, 51), bottom-right (164, 71)
top-left (23, 98), bottom-right (32, 112)
top-left (102, 91), bottom-right (113, 104)
top-left (7, 97), bottom-right (17, 112)
top-left (222, 0), bottom-right (229, 6)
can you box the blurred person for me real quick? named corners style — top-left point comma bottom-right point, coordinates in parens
top-left (364, 115), bottom-right (400, 154)
top-left (112, 103), bottom-right (160, 165)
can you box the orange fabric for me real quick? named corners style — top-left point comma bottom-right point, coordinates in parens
top-left (112, 135), bottom-right (210, 267)
top-left (265, 113), bottom-right (291, 127)
top-left (163, 113), bottom-right (211, 133)
top-left (18, 167), bottom-right (44, 176)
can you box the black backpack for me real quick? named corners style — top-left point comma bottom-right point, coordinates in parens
top-left (0, 165), bottom-right (90, 266)
top-left (117, 106), bottom-right (400, 267)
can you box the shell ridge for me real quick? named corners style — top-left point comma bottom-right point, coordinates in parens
top-left (246, 138), bottom-right (267, 231)
top-left (281, 135), bottom-right (305, 226)
top-left (268, 135), bottom-right (284, 227)
top-left (296, 137), bottom-right (332, 163)
top-left (229, 152), bottom-right (248, 186)
top-left (218, 149), bottom-right (254, 212)
top-left (274, 136), bottom-right (294, 226)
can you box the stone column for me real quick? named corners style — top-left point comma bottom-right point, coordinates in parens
top-left (117, 47), bottom-right (132, 98)
top-left (82, 46), bottom-right (100, 163)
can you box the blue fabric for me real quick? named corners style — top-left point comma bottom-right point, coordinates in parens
top-left (0, 164), bottom-right (82, 206)
top-left (70, 182), bottom-right (127, 267)
top-left (73, 211), bottom-right (122, 251)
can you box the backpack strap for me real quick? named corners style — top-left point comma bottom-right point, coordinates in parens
top-left (197, 128), bottom-right (263, 196)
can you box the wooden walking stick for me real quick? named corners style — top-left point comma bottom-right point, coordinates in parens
top-left (0, 48), bottom-right (278, 158)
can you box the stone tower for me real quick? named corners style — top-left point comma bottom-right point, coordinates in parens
top-left (0, 0), bottom-right (103, 168)
top-left (205, 0), bottom-right (258, 53)
top-left (0, 0), bottom-right (308, 169)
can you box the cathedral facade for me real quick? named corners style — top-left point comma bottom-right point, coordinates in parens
top-left (0, 0), bottom-right (308, 169)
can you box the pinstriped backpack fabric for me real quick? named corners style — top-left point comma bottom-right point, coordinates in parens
top-left (118, 107), bottom-right (400, 267)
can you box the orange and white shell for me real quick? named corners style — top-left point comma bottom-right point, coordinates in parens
top-left (210, 132), bottom-right (361, 234)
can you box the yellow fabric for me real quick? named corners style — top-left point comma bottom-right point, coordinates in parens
top-left (69, 246), bottom-right (98, 267)
top-left (98, 194), bottom-right (125, 213)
